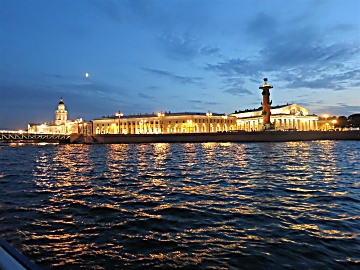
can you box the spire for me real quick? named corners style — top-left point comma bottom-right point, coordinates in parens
top-left (59, 97), bottom-right (64, 105)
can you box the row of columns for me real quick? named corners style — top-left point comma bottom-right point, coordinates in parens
top-left (237, 118), bottom-right (318, 131)
top-left (96, 122), bottom-right (236, 134)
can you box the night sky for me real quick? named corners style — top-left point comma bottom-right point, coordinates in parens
top-left (1, 0), bottom-right (359, 130)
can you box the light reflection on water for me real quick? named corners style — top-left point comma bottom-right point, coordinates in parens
top-left (0, 141), bottom-right (359, 269)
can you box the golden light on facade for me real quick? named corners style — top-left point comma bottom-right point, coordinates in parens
top-left (206, 111), bottom-right (212, 132)
top-left (157, 111), bottom-right (165, 133)
top-left (323, 114), bottom-right (329, 119)
top-left (116, 111), bottom-right (123, 134)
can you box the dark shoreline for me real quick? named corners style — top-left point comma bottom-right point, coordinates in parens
top-left (71, 130), bottom-right (360, 144)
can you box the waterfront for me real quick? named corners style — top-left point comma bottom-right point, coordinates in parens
top-left (0, 142), bottom-right (359, 269)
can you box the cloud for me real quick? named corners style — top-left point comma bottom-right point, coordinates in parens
top-left (139, 92), bottom-right (155, 99)
top-left (142, 68), bottom-right (203, 85)
top-left (158, 33), bottom-right (199, 61)
top-left (205, 16), bottom-right (360, 92)
top-left (314, 104), bottom-right (360, 117)
top-left (200, 46), bottom-right (220, 56)
top-left (158, 33), bottom-right (221, 61)
top-left (147, 86), bottom-right (160, 90)
top-left (189, 99), bottom-right (202, 104)
top-left (246, 12), bottom-right (278, 39)
top-left (206, 101), bottom-right (221, 105)
top-left (205, 58), bottom-right (260, 78)
top-left (224, 87), bottom-right (253, 96)
top-left (220, 77), bottom-right (254, 97)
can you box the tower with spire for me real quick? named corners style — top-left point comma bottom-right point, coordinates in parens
top-left (259, 78), bottom-right (274, 130)
top-left (55, 97), bottom-right (68, 125)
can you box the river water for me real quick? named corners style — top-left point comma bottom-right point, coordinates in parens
top-left (0, 141), bottom-right (359, 269)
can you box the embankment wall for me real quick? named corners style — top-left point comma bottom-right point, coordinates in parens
top-left (70, 131), bottom-right (360, 144)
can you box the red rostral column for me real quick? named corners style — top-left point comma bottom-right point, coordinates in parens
top-left (259, 78), bottom-right (273, 130)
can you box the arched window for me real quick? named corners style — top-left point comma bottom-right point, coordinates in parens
top-left (181, 124), bottom-right (186, 133)
top-left (194, 124), bottom-right (199, 132)
top-left (96, 127), bottom-right (100, 134)
top-left (216, 124), bottom-right (221, 132)
top-left (167, 125), bottom-right (172, 133)
top-left (202, 124), bottom-right (206, 133)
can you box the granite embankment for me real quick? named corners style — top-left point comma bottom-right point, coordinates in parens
top-left (70, 130), bottom-right (360, 144)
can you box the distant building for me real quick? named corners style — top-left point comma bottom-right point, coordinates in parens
top-left (91, 103), bottom-right (319, 134)
top-left (92, 112), bottom-right (236, 134)
top-left (27, 98), bottom-right (91, 134)
top-left (27, 98), bottom-right (319, 135)
top-left (232, 103), bottom-right (319, 131)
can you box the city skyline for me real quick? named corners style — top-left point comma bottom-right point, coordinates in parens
top-left (1, 0), bottom-right (359, 130)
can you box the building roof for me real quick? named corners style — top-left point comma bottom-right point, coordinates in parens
top-left (233, 103), bottom-right (294, 114)
top-left (93, 111), bottom-right (228, 120)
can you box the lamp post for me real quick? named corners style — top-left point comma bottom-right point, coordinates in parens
top-left (323, 114), bottom-right (329, 131)
top-left (116, 111), bottom-right (123, 134)
top-left (222, 114), bottom-right (228, 132)
top-left (332, 119), bottom-right (337, 130)
top-left (206, 111), bottom-right (212, 132)
top-left (157, 111), bottom-right (165, 133)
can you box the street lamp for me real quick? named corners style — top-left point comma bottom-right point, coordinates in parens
top-left (322, 114), bottom-right (329, 131)
top-left (331, 119), bottom-right (337, 130)
top-left (116, 111), bottom-right (123, 134)
top-left (222, 114), bottom-right (228, 132)
top-left (157, 111), bottom-right (165, 133)
top-left (206, 111), bottom-right (212, 132)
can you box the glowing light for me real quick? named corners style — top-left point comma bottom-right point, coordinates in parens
top-left (85, 73), bottom-right (89, 78)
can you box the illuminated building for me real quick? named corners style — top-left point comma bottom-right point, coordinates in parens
top-left (27, 98), bottom-right (91, 134)
top-left (27, 78), bottom-right (320, 135)
top-left (231, 103), bottom-right (318, 131)
top-left (92, 112), bottom-right (236, 134)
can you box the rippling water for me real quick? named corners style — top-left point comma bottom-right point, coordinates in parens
top-left (0, 141), bottom-right (359, 269)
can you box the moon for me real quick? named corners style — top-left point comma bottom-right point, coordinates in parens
top-left (85, 73), bottom-right (89, 78)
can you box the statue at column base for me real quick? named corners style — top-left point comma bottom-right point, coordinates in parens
top-left (262, 122), bottom-right (275, 131)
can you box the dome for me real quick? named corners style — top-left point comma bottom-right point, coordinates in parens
top-left (59, 98), bottom-right (64, 105)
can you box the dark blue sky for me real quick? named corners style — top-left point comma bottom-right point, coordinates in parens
top-left (1, 0), bottom-right (359, 130)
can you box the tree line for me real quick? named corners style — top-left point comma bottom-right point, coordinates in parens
top-left (318, 113), bottom-right (360, 129)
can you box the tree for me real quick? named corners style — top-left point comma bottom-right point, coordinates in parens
top-left (335, 116), bottom-right (348, 130)
top-left (348, 114), bottom-right (360, 128)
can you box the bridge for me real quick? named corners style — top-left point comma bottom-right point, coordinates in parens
top-left (0, 132), bottom-right (70, 143)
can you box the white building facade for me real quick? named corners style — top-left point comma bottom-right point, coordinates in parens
top-left (28, 98), bottom-right (91, 134)
top-left (232, 103), bottom-right (319, 131)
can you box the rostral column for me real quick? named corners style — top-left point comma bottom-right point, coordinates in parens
top-left (259, 78), bottom-right (273, 130)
